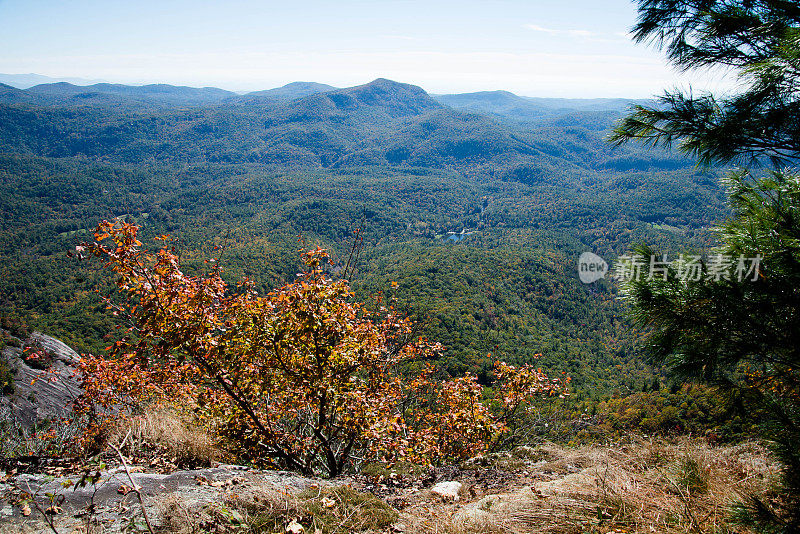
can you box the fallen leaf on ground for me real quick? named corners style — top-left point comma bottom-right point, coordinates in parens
top-left (286, 518), bottom-right (304, 533)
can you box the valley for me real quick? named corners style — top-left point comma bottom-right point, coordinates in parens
top-left (0, 77), bottom-right (726, 403)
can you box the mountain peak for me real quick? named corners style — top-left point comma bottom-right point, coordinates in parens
top-left (281, 81), bottom-right (336, 91)
top-left (364, 77), bottom-right (407, 87)
top-left (358, 78), bottom-right (426, 94)
top-left (332, 79), bottom-right (441, 117)
top-left (29, 81), bottom-right (78, 92)
top-left (436, 89), bottom-right (528, 106)
top-left (247, 81), bottom-right (337, 100)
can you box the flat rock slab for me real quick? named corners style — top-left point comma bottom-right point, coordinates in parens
top-left (1, 465), bottom-right (329, 533)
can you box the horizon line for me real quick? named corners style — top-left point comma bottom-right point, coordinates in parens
top-left (0, 72), bottom-right (654, 101)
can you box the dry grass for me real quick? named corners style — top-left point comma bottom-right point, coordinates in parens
top-left (402, 438), bottom-right (780, 534)
top-left (108, 404), bottom-right (220, 467)
top-left (159, 483), bottom-right (398, 533)
top-left (147, 438), bottom-right (780, 533)
top-left (157, 484), bottom-right (301, 534)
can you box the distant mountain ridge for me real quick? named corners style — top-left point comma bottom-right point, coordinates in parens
top-left (434, 90), bottom-right (647, 125)
top-left (246, 82), bottom-right (338, 101)
top-left (24, 82), bottom-right (237, 106)
top-left (0, 74), bottom-right (650, 113)
top-left (0, 77), bottom-right (686, 172)
top-left (0, 73), bottom-right (106, 89)
top-left (0, 78), bottom-right (562, 169)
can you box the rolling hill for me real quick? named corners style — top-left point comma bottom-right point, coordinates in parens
top-left (0, 77), bottom-right (724, 399)
top-left (0, 78), bottom-right (690, 173)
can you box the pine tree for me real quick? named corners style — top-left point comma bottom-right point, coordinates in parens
top-left (610, 0), bottom-right (800, 166)
top-left (612, 1), bottom-right (800, 530)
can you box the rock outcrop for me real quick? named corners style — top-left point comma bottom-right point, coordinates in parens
top-left (0, 464), bottom-right (328, 533)
top-left (0, 331), bottom-right (82, 426)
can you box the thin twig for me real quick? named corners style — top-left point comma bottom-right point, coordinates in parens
top-left (109, 433), bottom-right (155, 534)
top-left (22, 479), bottom-right (61, 534)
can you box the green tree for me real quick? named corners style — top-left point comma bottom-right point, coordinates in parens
top-left (612, 1), bottom-right (800, 530)
top-left (610, 0), bottom-right (800, 166)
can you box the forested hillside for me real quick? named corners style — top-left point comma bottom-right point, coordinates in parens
top-left (0, 78), bottom-right (727, 401)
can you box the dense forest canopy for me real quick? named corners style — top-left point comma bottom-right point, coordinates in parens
top-left (0, 78), bottom-right (727, 401)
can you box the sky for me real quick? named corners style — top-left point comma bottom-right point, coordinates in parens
top-left (0, 0), bottom-right (738, 98)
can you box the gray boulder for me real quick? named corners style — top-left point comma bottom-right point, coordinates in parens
top-left (0, 331), bottom-right (82, 427)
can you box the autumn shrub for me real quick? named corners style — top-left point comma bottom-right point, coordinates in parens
top-left (21, 341), bottom-right (55, 371)
top-left (399, 369), bottom-right (503, 463)
top-left (73, 221), bottom-right (564, 475)
top-left (398, 361), bottom-right (565, 462)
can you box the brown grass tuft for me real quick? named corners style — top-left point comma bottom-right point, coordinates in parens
top-left (159, 483), bottom-right (398, 533)
top-left (108, 404), bottom-right (220, 467)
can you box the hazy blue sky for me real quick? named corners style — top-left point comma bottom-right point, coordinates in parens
top-left (0, 0), bottom-right (737, 97)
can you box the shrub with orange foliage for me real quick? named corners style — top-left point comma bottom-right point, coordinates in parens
top-left (74, 221), bottom-right (564, 476)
